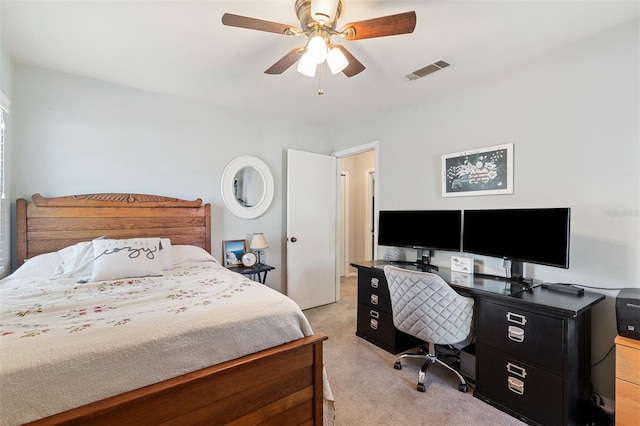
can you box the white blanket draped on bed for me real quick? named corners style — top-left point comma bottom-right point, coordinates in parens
top-left (0, 257), bottom-right (321, 425)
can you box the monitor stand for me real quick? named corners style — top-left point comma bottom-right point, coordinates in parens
top-left (415, 248), bottom-right (439, 272)
top-left (505, 259), bottom-right (533, 289)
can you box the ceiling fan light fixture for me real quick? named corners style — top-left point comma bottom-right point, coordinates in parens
top-left (311, 0), bottom-right (339, 24)
top-left (306, 35), bottom-right (328, 64)
top-left (327, 46), bottom-right (348, 74)
top-left (297, 53), bottom-right (317, 77)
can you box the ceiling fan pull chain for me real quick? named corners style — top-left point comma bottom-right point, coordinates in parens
top-left (318, 63), bottom-right (325, 95)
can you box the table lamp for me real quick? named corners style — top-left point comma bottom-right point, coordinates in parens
top-left (250, 233), bottom-right (268, 265)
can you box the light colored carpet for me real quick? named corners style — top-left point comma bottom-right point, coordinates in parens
top-left (304, 276), bottom-right (526, 426)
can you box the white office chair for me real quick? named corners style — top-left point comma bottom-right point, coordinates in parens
top-left (383, 265), bottom-right (474, 393)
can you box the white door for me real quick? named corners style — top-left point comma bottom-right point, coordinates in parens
top-left (364, 168), bottom-right (375, 261)
top-left (340, 172), bottom-right (349, 277)
top-left (286, 149), bottom-right (337, 310)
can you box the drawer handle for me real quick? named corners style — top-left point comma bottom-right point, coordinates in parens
top-left (507, 376), bottom-right (525, 395)
top-left (370, 278), bottom-right (379, 288)
top-left (370, 310), bottom-right (379, 319)
top-left (506, 362), bottom-right (527, 379)
top-left (506, 312), bottom-right (527, 326)
top-left (508, 325), bottom-right (525, 343)
top-left (370, 319), bottom-right (378, 330)
top-left (371, 294), bottom-right (379, 305)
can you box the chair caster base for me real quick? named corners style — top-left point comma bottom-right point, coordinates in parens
top-left (458, 383), bottom-right (468, 393)
top-left (417, 383), bottom-right (426, 392)
top-left (394, 361), bottom-right (402, 370)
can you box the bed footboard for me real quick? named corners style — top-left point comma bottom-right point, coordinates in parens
top-left (28, 333), bottom-right (328, 425)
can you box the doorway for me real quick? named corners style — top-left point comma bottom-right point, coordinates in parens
top-left (335, 142), bottom-right (378, 281)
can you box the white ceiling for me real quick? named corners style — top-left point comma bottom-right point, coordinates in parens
top-left (2, 1), bottom-right (638, 128)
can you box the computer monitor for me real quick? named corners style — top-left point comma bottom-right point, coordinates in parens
top-left (462, 208), bottom-right (570, 280)
top-left (378, 210), bottom-right (462, 267)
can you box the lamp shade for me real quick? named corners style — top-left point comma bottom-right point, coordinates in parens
top-left (250, 233), bottom-right (269, 250)
top-left (327, 46), bottom-right (348, 74)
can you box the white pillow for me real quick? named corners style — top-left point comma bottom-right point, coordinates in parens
top-left (9, 252), bottom-right (62, 279)
top-left (55, 240), bottom-right (99, 278)
top-left (172, 245), bottom-right (217, 266)
top-left (90, 238), bottom-right (164, 282)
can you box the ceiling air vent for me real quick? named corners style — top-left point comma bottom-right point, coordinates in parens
top-left (405, 60), bottom-right (450, 81)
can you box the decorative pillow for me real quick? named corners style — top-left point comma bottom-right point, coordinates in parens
top-left (90, 238), bottom-right (164, 282)
top-left (172, 245), bottom-right (217, 266)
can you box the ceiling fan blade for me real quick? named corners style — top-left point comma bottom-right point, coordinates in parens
top-left (222, 13), bottom-right (297, 35)
top-left (341, 11), bottom-right (416, 40)
top-left (264, 47), bottom-right (304, 74)
top-left (335, 45), bottom-right (365, 77)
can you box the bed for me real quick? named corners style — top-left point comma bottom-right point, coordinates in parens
top-left (1, 193), bottom-right (331, 426)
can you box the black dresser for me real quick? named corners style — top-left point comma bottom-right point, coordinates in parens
top-left (351, 261), bottom-right (604, 425)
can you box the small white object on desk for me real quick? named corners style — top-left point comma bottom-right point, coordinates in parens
top-left (451, 255), bottom-right (473, 273)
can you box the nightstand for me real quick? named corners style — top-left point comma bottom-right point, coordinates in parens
top-left (228, 264), bottom-right (275, 284)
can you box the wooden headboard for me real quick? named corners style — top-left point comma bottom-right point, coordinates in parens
top-left (16, 193), bottom-right (211, 266)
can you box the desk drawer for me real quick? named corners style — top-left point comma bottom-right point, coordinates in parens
top-left (617, 342), bottom-right (640, 385)
top-left (615, 337), bottom-right (640, 426)
top-left (356, 303), bottom-right (422, 354)
top-left (615, 379), bottom-right (640, 426)
top-left (478, 300), bottom-right (564, 372)
top-left (477, 345), bottom-right (564, 425)
top-left (357, 270), bottom-right (392, 313)
top-left (356, 304), bottom-right (395, 349)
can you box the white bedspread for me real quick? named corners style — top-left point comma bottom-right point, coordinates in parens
top-left (0, 260), bottom-right (315, 425)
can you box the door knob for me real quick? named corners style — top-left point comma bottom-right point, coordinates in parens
top-left (290, 237), bottom-right (297, 243)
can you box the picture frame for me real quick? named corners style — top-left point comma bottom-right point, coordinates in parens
top-left (442, 143), bottom-right (513, 197)
top-left (222, 239), bottom-right (246, 267)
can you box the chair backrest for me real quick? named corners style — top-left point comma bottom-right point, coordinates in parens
top-left (383, 265), bottom-right (474, 346)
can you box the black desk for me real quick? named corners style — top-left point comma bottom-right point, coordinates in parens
top-left (228, 264), bottom-right (275, 284)
top-left (351, 260), bottom-right (604, 426)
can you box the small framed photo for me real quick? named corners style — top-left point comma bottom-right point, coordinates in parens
top-left (442, 143), bottom-right (514, 197)
top-left (222, 239), bottom-right (246, 267)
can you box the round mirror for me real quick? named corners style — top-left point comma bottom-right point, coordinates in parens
top-left (221, 155), bottom-right (274, 219)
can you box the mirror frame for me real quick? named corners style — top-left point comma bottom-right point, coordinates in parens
top-left (221, 155), bottom-right (275, 219)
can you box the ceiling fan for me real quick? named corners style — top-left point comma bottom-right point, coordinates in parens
top-left (221, 0), bottom-right (416, 85)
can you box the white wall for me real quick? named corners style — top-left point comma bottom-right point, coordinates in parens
top-left (10, 64), bottom-right (332, 292)
top-left (330, 19), bottom-right (639, 403)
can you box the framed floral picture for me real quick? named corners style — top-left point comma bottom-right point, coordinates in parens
top-left (222, 239), bottom-right (246, 267)
top-left (442, 143), bottom-right (513, 197)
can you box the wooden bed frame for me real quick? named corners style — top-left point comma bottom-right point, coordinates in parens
top-left (16, 193), bottom-right (211, 267)
top-left (15, 193), bottom-right (327, 425)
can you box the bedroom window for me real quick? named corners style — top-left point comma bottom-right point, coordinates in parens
top-left (0, 91), bottom-right (8, 276)
top-left (1, 108), bottom-right (5, 200)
